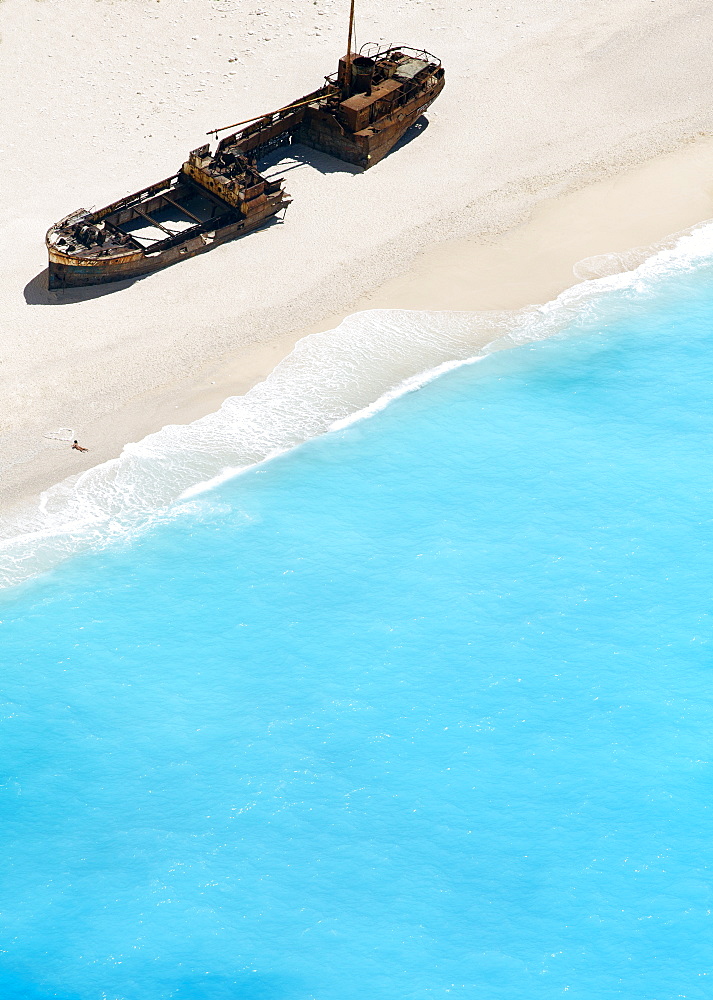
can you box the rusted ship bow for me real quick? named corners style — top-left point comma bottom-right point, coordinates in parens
top-left (47, 43), bottom-right (444, 289)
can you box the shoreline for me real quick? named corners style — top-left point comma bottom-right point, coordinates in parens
top-left (6, 133), bottom-right (713, 516)
top-left (4, 0), bottom-right (713, 516)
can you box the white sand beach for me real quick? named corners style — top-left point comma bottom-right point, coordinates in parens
top-left (2, 0), bottom-right (713, 511)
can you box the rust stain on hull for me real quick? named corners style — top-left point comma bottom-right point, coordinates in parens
top-left (46, 45), bottom-right (444, 290)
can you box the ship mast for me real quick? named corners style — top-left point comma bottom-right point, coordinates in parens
top-left (344, 0), bottom-right (355, 92)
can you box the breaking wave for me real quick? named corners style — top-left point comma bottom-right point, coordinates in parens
top-left (2, 219), bottom-right (713, 588)
top-left (571, 220), bottom-right (707, 281)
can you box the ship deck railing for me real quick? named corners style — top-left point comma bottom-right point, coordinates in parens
top-left (220, 85), bottom-right (338, 153)
top-left (85, 175), bottom-right (180, 226)
top-left (356, 43), bottom-right (441, 67)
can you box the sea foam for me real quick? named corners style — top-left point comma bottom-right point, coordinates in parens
top-left (2, 220), bottom-right (713, 588)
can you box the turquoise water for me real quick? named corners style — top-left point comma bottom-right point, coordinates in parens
top-left (2, 257), bottom-right (713, 999)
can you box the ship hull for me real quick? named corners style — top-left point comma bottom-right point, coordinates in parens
top-left (299, 72), bottom-right (445, 168)
top-left (47, 174), bottom-right (287, 290)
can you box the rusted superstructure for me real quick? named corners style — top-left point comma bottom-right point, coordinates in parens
top-left (46, 42), bottom-right (444, 289)
top-left (212, 45), bottom-right (445, 170)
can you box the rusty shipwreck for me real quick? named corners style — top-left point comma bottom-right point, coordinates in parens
top-left (46, 17), bottom-right (444, 290)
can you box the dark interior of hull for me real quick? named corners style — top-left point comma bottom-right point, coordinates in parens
top-left (114, 189), bottom-right (222, 247)
top-left (105, 179), bottom-right (240, 255)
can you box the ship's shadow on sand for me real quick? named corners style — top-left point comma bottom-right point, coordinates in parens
top-left (263, 116), bottom-right (430, 175)
top-left (24, 117), bottom-right (430, 305)
top-left (24, 268), bottom-right (137, 305)
top-left (263, 143), bottom-right (362, 176)
top-left (392, 114), bottom-right (430, 152)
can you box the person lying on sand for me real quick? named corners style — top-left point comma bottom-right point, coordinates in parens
top-left (71, 440), bottom-right (88, 452)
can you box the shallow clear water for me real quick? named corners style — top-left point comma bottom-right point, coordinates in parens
top-left (3, 258), bottom-right (713, 999)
